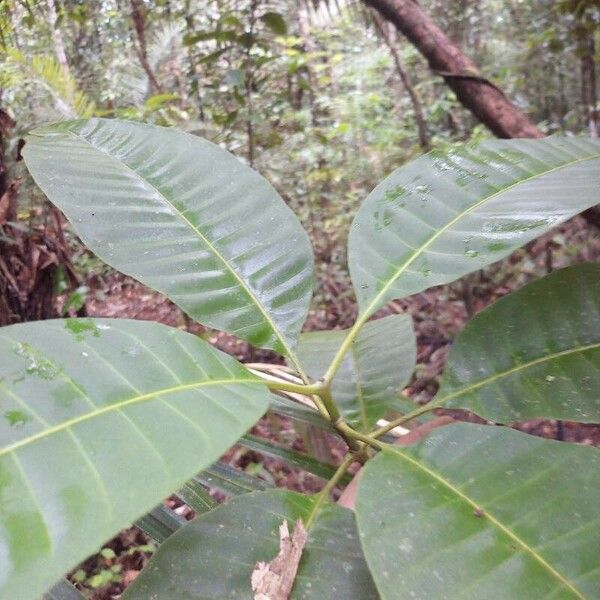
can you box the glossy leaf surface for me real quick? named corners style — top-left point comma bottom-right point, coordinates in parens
top-left (269, 394), bottom-right (334, 431)
top-left (297, 314), bottom-right (416, 430)
top-left (23, 118), bottom-right (314, 356)
top-left (349, 137), bottom-right (600, 316)
top-left (438, 264), bottom-right (600, 422)
top-left (356, 423), bottom-right (600, 599)
top-left (42, 579), bottom-right (85, 600)
top-left (177, 478), bottom-right (217, 514)
top-left (0, 318), bottom-right (268, 600)
top-left (240, 434), bottom-right (349, 483)
top-left (124, 489), bottom-right (378, 599)
top-left (196, 461), bottom-right (272, 497)
top-left (136, 505), bottom-right (186, 543)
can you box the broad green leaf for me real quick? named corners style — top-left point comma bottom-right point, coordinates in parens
top-left (0, 318), bottom-right (268, 600)
top-left (297, 314), bottom-right (416, 430)
top-left (124, 489), bottom-right (378, 599)
top-left (437, 264), bottom-right (600, 423)
top-left (23, 118), bottom-right (314, 357)
top-left (356, 423), bottom-right (600, 599)
top-left (349, 137), bottom-right (600, 317)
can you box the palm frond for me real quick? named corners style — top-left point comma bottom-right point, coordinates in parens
top-left (2, 48), bottom-right (95, 119)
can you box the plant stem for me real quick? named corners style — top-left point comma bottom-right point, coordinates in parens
top-left (322, 311), bottom-right (370, 385)
top-left (263, 367), bottom-right (364, 451)
top-left (336, 421), bottom-right (384, 450)
top-left (319, 385), bottom-right (341, 424)
top-left (305, 453), bottom-right (356, 528)
top-left (265, 380), bottom-right (323, 396)
top-left (370, 403), bottom-right (434, 438)
top-left (318, 387), bottom-right (367, 452)
top-left (263, 378), bottom-right (330, 419)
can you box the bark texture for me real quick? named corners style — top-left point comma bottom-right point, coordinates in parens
top-left (47, 0), bottom-right (70, 75)
top-left (363, 0), bottom-right (543, 139)
top-left (581, 38), bottom-right (599, 138)
top-left (130, 0), bottom-right (163, 93)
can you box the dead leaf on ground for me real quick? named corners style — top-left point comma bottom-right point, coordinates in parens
top-left (251, 519), bottom-right (308, 600)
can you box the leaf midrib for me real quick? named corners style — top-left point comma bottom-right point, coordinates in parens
top-left (0, 378), bottom-right (262, 459)
top-left (383, 445), bottom-right (586, 599)
top-left (348, 344), bottom-right (369, 432)
top-left (360, 150), bottom-right (600, 318)
top-left (432, 341), bottom-right (600, 413)
top-left (54, 127), bottom-right (302, 364)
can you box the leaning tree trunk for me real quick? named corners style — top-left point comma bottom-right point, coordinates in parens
top-left (363, 0), bottom-right (543, 139)
top-left (581, 38), bottom-right (599, 138)
top-left (362, 0), bottom-right (600, 226)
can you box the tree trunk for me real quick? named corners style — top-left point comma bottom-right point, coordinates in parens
top-left (46, 0), bottom-right (70, 76)
top-left (244, 0), bottom-right (259, 167)
top-left (363, 0), bottom-right (543, 139)
top-left (184, 0), bottom-right (204, 119)
top-left (371, 10), bottom-right (431, 151)
top-left (130, 0), bottom-right (162, 94)
top-left (581, 38), bottom-right (599, 138)
top-left (363, 0), bottom-right (600, 227)
top-left (580, 40), bottom-right (600, 225)
top-left (297, 0), bottom-right (318, 125)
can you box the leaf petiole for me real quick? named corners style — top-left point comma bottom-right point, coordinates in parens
top-left (305, 453), bottom-right (356, 529)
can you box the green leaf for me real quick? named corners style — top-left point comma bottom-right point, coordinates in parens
top-left (198, 47), bottom-right (229, 64)
top-left (356, 423), bottom-right (600, 599)
top-left (349, 137), bottom-right (600, 317)
top-left (236, 32), bottom-right (256, 49)
top-left (144, 93), bottom-right (179, 110)
top-left (183, 30), bottom-right (238, 45)
top-left (135, 505), bottom-right (186, 543)
top-left (260, 11), bottom-right (287, 35)
top-left (23, 119), bottom-right (314, 358)
top-left (177, 478), bottom-right (217, 515)
top-left (42, 579), bottom-right (85, 600)
top-left (61, 286), bottom-right (88, 316)
top-left (297, 314), bottom-right (416, 430)
top-left (123, 490), bottom-right (378, 599)
top-left (196, 462), bottom-right (272, 497)
top-left (239, 434), bottom-right (350, 483)
top-left (224, 68), bottom-right (245, 88)
top-left (436, 264), bottom-right (600, 423)
top-left (0, 318), bottom-right (269, 600)
top-left (268, 394), bottom-right (335, 431)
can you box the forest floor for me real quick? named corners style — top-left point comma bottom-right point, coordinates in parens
top-left (71, 216), bottom-right (600, 598)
